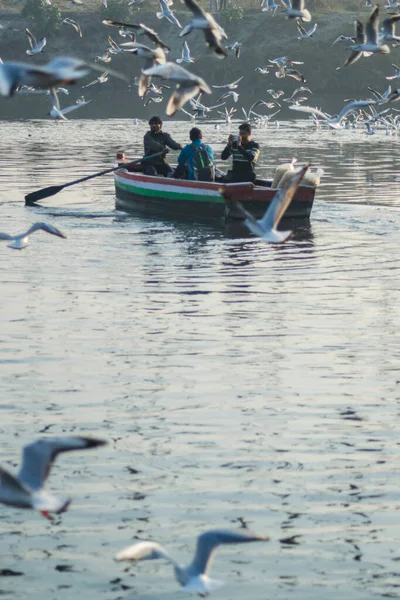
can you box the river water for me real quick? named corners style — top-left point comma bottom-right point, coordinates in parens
top-left (0, 118), bottom-right (399, 600)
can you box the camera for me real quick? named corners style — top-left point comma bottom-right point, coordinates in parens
top-left (230, 135), bottom-right (239, 148)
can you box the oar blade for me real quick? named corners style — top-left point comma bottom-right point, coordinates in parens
top-left (25, 185), bottom-right (64, 205)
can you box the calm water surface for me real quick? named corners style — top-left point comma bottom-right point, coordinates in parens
top-left (0, 119), bottom-right (399, 600)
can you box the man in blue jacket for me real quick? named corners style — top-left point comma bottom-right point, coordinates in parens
top-left (175, 127), bottom-right (215, 181)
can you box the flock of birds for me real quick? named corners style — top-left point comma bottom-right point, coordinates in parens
top-left (2, 0), bottom-right (400, 129)
top-left (0, 436), bottom-right (268, 595)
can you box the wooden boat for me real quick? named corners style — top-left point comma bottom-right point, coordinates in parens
top-left (114, 168), bottom-right (316, 221)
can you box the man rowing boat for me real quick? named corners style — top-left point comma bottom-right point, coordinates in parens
top-left (143, 115), bottom-right (182, 177)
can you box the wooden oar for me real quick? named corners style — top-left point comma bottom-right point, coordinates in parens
top-left (24, 151), bottom-right (165, 205)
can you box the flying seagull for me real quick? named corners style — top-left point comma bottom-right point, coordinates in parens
top-left (102, 19), bottom-right (170, 51)
top-left (0, 436), bottom-right (107, 518)
top-left (289, 99), bottom-right (377, 130)
top-left (0, 222), bottom-right (66, 249)
top-left (225, 40), bottom-right (242, 58)
top-left (296, 21), bottom-right (317, 39)
top-left (49, 98), bottom-right (92, 120)
top-left (177, 41), bottom-right (194, 63)
top-left (61, 18), bottom-right (83, 37)
top-left (121, 42), bottom-right (166, 97)
top-left (0, 56), bottom-right (125, 97)
top-left (261, 0), bottom-right (280, 15)
top-left (107, 35), bottom-right (123, 54)
top-left (82, 70), bottom-right (109, 87)
top-left (223, 165), bottom-right (309, 243)
top-left (116, 529), bottom-right (269, 595)
top-left (142, 62), bottom-right (211, 116)
top-left (380, 13), bottom-right (400, 43)
top-left (180, 0), bottom-right (228, 58)
top-left (340, 6), bottom-right (390, 69)
top-left (25, 28), bottom-right (46, 55)
top-left (216, 90), bottom-right (239, 103)
top-left (280, 0), bottom-right (311, 23)
top-left (157, 0), bottom-right (182, 28)
top-left (212, 75), bottom-right (243, 89)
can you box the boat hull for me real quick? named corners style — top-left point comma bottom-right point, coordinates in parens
top-left (114, 170), bottom-right (316, 221)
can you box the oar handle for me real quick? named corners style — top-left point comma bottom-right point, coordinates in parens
top-left (62, 151), bottom-right (165, 188)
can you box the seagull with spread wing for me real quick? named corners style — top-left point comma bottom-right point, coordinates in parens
top-left (0, 436), bottom-right (107, 518)
top-left (0, 57), bottom-right (97, 97)
top-left (121, 42), bottom-right (166, 97)
top-left (296, 21), bottom-right (317, 39)
top-left (82, 70), bottom-right (109, 88)
top-left (180, 0), bottom-right (228, 58)
top-left (380, 13), bottom-right (400, 44)
top-left (25, 28), bottom-right (46, 55)
top-left (102, 19), bottom-right (170, 51)
top-left (222, 165), bottom-right (309, 243)
top-left (141, 62), bottom-right (211, 116)
top-left (261, 0), bottom-right (279, 15)
top-left (341, 5), bottom-right (390, 68)
top-left (225, 41), bottom-right (242, 58)
top-left (49, 98), bottom-right (92, 120)
top-left (177, 41), bottom-right (195, 63)
top-left (212, 75), bottom-right (243, 89)
top-left (61, 18), bottom-right (82, 37)
top-left (289, 99), bottom-right (377, 130)
top-left (116, 529), bottom-right (268, 595)
top-left (157, 0), bottom-right (182, 28)
top-left (0, 222), bottom-right (66, 249)
top-left (281, 0), bottom-right (311, 22)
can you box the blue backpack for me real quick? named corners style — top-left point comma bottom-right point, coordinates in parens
top-left (192, 143), bottom-right (215, 182)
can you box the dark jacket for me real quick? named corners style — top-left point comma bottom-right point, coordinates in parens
top-left (221, 139), bottom-right (260, 182)
top-left (143, 130), bottom-right (181, 165)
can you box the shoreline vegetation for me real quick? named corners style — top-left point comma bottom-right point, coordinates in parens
top-left (0, 1), bottom-right (395, 119)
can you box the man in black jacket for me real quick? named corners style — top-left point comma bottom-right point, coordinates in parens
top-left (143, 116), bottom-right (182, 177)
top-left (221, 122), bottom-right (260, 183)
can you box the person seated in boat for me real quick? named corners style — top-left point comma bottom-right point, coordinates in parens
top-left (174, 127), bottom-right (215, 181)
top-left (143, 116), bottom-right (182, 177)
top-left (114, 151), bottom-right (130, 168)
top-left (221, 122), bottom-right (260, 183)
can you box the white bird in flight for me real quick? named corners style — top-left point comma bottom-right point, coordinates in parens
top-left (116, 529), bottom-right (268, 595)
top-left (25, 28), bottom-right (46, 55)
top-left (346, 6), bottom-right (390, 60)
top-left (0, 57), bottom-right (99, 97)
top-left (212, 75), bottom-right (243, 89)
top-left (280, 0), bottom-right (311, 23)
top-left (261, 0), bottom-right (279, 15)
top-left (61, 18), bottom-right (83, 37)
top-left (177, 41), bottom-right (195, 63)
top-left (289, 99), bottom-right (377, 130)
top-left (49, 98), bottom-right (92, 120)
top-left (223, 165), bottom-right (310, 243)
top-left (157, 0), bottom-right (182, 28)
top-left (142, 62), bottom-right (211, 116)
top-left (180, 0), bottom-right (228, 58)
top-left (0, 222), bottom-right (67, 249)
top-left (0, 436), bottom-right (107, 518)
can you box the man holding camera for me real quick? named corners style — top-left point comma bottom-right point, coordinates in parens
top-left (221, 122), bottom-right (260, 183)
